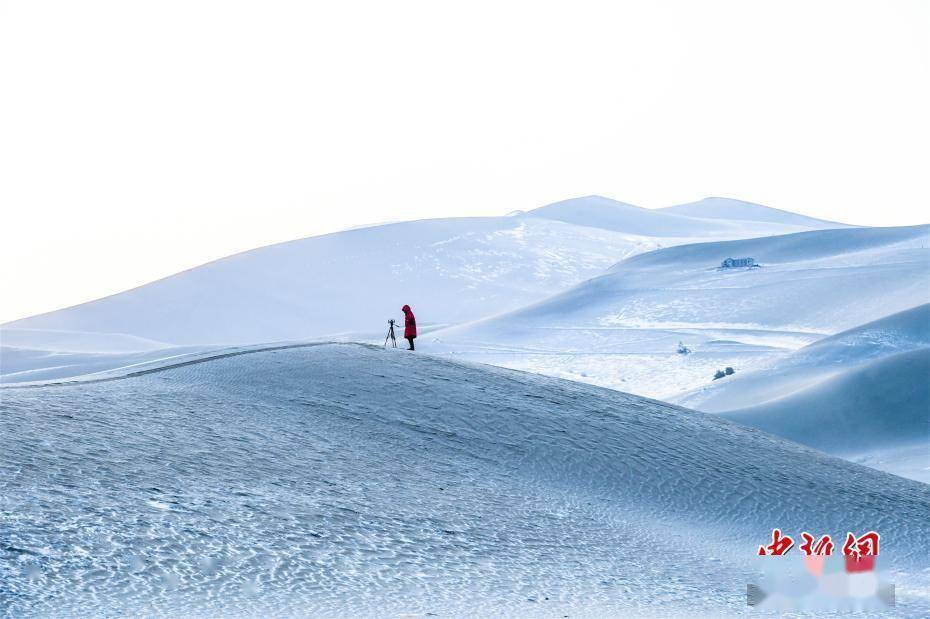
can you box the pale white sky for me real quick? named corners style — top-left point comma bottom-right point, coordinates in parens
top-left (1, 0), bottom-right (928, 323)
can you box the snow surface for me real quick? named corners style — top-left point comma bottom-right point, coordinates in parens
top-left (1, 196), bottom-right (840, 353)
top-left (720, 349), bottom-right (929, 474)
top-left (0, 328), bottom-right (170, 353)
top-left (659, 197), bottom-right (851, 229)
top-left (670, 305), bottom-right (930, 483)
top-left (2, 344), bottom-right (929, 617)
top-left (524, 195), bottom-right (835, 237)
top-left (0, 344), bottom-right (220, 384)
top-left (679, 303), bottom-right (930, 413)
top-left (429, 225), bottom-right (930, 401)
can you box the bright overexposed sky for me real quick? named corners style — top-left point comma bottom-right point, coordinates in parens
top-left (1, 0), bottom-right (928, 323)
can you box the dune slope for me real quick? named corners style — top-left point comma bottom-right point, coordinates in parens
top-left (1, 198), bottom-right (843, 350)
top-left (720, 348), bottom-right (929, 456)
top-left (430, 226), bottom-right (930, 401)
top-left (2, 344), bottom-right (928, 617)
top-left (682, 303), bottom-right (930, 413)
top-left (660, 197), bottom-right (850, 228)
top-left (524, 195), bottom-right (823, 237)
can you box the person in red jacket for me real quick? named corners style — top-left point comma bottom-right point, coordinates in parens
top-left (401, 304), bottom-right (417, 350)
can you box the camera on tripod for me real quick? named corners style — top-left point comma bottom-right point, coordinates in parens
top-left (384, 318), bottom-right (398, 348)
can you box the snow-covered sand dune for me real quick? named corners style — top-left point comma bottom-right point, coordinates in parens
top-left (0, 328), bottom-right (209, 385)
top-left (431, 225), bottom-right (930, 400)
top-left (0, 196), bottom-right (839, 352)
top-left (720, 348), bottom-right (929, 479)
top-left (524, 195), bottom-right (845, 236)
top-left (2, 344), bottom-right (929, 617)
top-left (659, 196), bottom-right (850, 229)
top-left (580, 224), bottom-right (928, 332)
top-left (680, 303), bottom-right (930, 412)
top-left (670, 305), bottom-right (930, 482)
top-left (0, 328), bottom-right (171, 353)
top-left (0, 344), bottom-right (223, 384)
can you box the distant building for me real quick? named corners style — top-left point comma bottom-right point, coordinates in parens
top-left (720, 257), bottom-right (757, 269)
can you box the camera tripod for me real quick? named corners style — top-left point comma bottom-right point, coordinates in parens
top-left (384, 319), bottom-right (398, 348)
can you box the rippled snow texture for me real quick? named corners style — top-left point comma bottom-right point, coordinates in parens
top-left (2, 344), bottom-right (929, 617)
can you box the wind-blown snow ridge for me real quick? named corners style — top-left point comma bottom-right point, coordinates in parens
top-left (0, 340), bottom-right (337, 388)
top-left (791, 302), bottom-right (930, 363)
top-left (2, 344), bottom-right (929, 617)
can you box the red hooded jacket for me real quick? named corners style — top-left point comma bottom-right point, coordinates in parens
top-left (402, 305), bottom-right (417, 338)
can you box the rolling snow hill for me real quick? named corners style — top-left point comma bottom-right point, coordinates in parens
top-left (679, 303), bottom-right (930, 413)
top-left (720, 348), bottom-right (930, 479)
top-left (2, 344), bottom-right (928, 617)
top-left (0, 328), bottom-right (170, 353)
top-left (524, 195), bottom-right (837, 236)
top-left (0, 343), bottom-right (222, 384)
top-left (671, 304), bottom-right (930, 482)
top-left (660, 196), bottom-right (850, 229)
top-left (0, 196), bottom-right (839, 349)
top-left (429, 225), bottom-right (930, 401)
